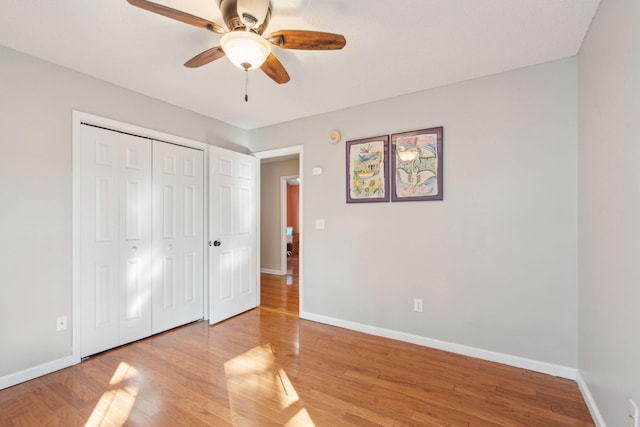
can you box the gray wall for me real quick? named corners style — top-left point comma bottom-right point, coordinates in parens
top-left (260, 158), bottom-right (299, 271)
top-left (0, 45), bottom-right (247, 377)
top-left (578, 0), bottom-right (640, 425)
top-left (249, 57), bottom-right (578, 368)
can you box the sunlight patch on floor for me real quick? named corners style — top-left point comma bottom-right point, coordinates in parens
top-left (224, 343), bottom-right (315, 426)
top-left (109, 361), bottom-right (139, 385)
top-left (85, 362), bottom-right (139, 427)
top-left (286, 408), bottom-right (314, 426)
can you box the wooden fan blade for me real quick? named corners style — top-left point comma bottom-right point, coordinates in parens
top-left (260, 53), bottom-right (290, 84)
top-left (184, 46), bottom-right (226, 68)
top-left (267, 30), bottom-right (346, 50)
top-left (127, 0), bottom-right (225, 34)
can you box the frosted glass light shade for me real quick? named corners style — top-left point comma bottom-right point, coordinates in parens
top-left (221, 31), bottom-right (271, 70)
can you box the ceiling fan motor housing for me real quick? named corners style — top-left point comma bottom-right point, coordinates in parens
top-left (219, 0), bottom-right (271, 34)
top-left (126, 0), bottom-right (346, 85)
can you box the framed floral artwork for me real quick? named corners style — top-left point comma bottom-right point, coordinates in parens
top-left (346, 135), bottom-right (389, 203)
top-left (391, 127), bottom-right (443, 201)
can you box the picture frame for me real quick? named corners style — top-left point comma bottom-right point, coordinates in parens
top-left (346, 135), bottom-right (390, 203)
top-left (391, 127), bottom-right (443, 201)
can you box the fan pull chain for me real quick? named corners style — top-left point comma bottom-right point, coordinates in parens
top-left (244, 69), bottom-right (249, 102)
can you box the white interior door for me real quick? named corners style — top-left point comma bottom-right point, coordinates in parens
top-left (79, 125), bottom-right (152, 357)
top-left (209, 146), bottom-right (259, 324)
top-left (151, 141), bottom-right (205, 333)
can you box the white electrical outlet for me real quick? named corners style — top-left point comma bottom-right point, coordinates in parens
top-left (56, 316), bottom-right (67, 332)
top-left (629, 399), bottom-right (639, 427)
top-left (413, 298), bottom-right (423, 313)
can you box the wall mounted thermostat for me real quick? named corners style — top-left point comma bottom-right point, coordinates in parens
top-left (312, 167), bottom-right (323, 176)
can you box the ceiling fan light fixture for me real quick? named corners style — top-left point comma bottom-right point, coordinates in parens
top-left (221, 30), bottom-right (271, 70)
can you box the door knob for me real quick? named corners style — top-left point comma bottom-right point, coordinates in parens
top-left (210, 240), bottom-right (221, 247)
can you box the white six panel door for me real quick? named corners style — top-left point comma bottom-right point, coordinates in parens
top-left (209, 146), bottom-right (259, 324)
top-left (80, 125), bottom-right (152, 357)
top-left (152, 141), bottom-right (204, 333)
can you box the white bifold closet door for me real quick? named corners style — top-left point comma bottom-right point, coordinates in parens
top-left (80, 125), bottom-right (153, 357)
top-left (79, 125), bottom-right (204, 358)
top-left (151, 141), bottom-right (204, 334)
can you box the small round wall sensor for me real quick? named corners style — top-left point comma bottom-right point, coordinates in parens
top-left (329, 130), bottom-right (342, 144)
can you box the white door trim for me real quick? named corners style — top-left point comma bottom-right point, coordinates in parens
top-left (252, 145), bottom-right (303, 313)
top-left (72, 111), bottom-right (210, 364)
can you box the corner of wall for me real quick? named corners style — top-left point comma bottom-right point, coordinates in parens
top-left (576, 371), bottom-right (607, 427)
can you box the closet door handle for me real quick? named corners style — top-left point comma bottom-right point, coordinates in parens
top-left (210, 240), bottom-right (221, 247)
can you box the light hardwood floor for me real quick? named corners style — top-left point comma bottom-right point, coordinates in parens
top-left (0, 262), bottom-right (593, 426)
top-left (260, 255), bottom-right (299, 316)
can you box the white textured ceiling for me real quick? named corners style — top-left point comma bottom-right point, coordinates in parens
top-left (0, 0), bottom-right (599, 130)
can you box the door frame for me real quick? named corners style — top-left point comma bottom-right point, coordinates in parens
top-left (252, 145), bottom-right (304, 313)
top-left (71, 111), bottom-right (210, 364)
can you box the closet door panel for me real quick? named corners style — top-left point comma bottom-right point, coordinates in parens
top-left (80, 125), bottom-right (152, 358)
top-left (152, 141), bottom-right (204, 333)
top-left (118, 136), bottom-right (153, 344)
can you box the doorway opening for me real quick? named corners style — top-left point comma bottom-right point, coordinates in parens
top-left (254, 146), bottom-right (303, 316)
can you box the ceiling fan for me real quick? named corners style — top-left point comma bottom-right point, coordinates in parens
top-left (126, 0), bottom-right (347, 85)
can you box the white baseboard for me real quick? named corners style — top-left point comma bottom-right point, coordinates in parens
top-left (576, 371), bottom-right (607, 426)
top-left (0, 356), bottom-right (74, 390)
top-left (300, 311), bottom-right (577, 380)
top-left (260, 268), bottom-right (283, 275)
